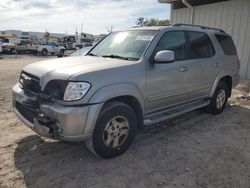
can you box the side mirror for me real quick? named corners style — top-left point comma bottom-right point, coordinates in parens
top-left (154, 50), bottom-right (175, 63)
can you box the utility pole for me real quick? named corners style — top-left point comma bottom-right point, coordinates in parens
top-left (75, 27), bottom-right (78, 48)
top-left (14, 38), bottom-right (17, 58)
top-left (80, 22), bottom-right (83, 47)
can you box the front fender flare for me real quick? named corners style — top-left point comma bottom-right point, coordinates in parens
top-left (83, 83), bottom-right (145, 137)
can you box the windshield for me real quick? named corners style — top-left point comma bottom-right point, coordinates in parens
top-left (88, 30), bottom-right (157, 61)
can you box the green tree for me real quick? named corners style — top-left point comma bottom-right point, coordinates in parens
top-left (157, 19), bottom-right (170, 26)
top-left (136, 17), bottom-right (147, 27)
top-left (136, 17), bottom-right (170, 27)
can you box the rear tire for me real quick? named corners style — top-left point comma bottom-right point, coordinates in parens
top-left (41, 49), bottom-right (48, 56)
top-left (10, 48), bottom-right (15, 54)
top-left (85, 101), bottom-right (137, 158)
top-left (205, 81), bottom-right (230, 114)
top-left (60, 49), bottom-right (65, 56)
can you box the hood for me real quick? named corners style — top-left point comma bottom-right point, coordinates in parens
top-left (23, 56), bottom-right (132, 88)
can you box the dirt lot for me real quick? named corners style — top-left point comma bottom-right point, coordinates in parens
top-left (0, 55), bottom-right (250, 188)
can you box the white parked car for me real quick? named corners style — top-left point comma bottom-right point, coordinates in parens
top-left (33, 42), bottom-right (65, 56)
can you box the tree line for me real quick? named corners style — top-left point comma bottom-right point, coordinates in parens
top-left (136, 17), bottom-right (170, 27)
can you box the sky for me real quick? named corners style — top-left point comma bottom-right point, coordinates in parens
top-left (0, 0), bottom-right (170, 35)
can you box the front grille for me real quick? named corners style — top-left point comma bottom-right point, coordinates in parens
top-left (15, 101), bottom-right (38, 123)
top-left (19, 71), bottom-right (41, 94)
top-left (15, 102), bottom-right (53, 126)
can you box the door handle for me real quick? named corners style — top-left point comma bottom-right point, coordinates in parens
top-left (180, 67), bottom-right (188, 72)
top-left (213, 63), bottom-right (219, 68)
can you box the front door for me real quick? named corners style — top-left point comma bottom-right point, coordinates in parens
top-left (146, 31), bottom-right (190, 113)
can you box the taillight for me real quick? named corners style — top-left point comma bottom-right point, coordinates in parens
top-left (236, 59), bottom-right (240, 70)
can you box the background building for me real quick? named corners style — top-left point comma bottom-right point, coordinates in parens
top-left (159, 0), bottom-right (250, 79)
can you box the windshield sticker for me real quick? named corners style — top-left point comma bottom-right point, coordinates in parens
top-left (135, 36), bottom-right (154, 41)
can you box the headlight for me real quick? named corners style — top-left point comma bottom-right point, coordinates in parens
top-left (43, 80), bottom-right (68, 100)
top-left (63, 82), bottom-right (91, 101)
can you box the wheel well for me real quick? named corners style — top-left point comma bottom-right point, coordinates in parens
top-left (104, 96), bottom-right (144, 130)
top-left (220, 76), bottom-right (232, 97)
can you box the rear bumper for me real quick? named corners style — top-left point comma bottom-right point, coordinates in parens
top-left (12, 83), bottom-right (98, 142)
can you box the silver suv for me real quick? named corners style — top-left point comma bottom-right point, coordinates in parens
top-left (13, 24), bottom-right (240, 158)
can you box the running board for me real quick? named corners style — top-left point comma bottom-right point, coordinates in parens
top-left (143, 99), bottom-right (210, 126)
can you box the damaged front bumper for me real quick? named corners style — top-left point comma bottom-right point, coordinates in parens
top-left (12, 83), bottom-right (95, 142)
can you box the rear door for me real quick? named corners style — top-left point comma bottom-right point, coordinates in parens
top-left (46, 43), bottom-right (54, 53)
top-left (186, 31), bottom-right (219, 100)
top-left (52, 43), bottom-right (60, 53)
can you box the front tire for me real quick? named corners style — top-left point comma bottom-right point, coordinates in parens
top-left (85, 101), bottom-right (137, 158)
top-left (206, 81), bottom-right (230, 114)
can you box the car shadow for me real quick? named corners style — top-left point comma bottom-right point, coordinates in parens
top-left (14, 105), bottom-right (250, 188)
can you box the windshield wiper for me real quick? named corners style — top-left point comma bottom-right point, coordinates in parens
top-left (101, 54), bottom-right (137, 61)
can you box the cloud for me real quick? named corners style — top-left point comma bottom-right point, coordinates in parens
top-left (22, 2), bottom-right (53, 9)
top-left (0, 0), bottom-right (170, 34)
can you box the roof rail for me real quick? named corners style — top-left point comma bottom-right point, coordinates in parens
top-left (173, 23), bottom-right (225, 33)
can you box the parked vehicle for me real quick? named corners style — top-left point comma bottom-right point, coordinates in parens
top-left (69, 46), bottom-right (92, 57)
top-left (62, 34), bottom-right (94, 50)
top-left (15, 40), bottom-right (34, 54)
top-left (57, 46), bottom-right (92, 58)
top-left (1, 39), bottom-right (16, 54)
top-left (15, 40), bottom-right (28, 53)
top-left (0, 40), bottom-right (2, 55)
top-left (63, 36), bottom-right (77, 50)
top-left (33, 42), bottom-right (65, 56)
top-left (13, 24), bottom-right (240, 158)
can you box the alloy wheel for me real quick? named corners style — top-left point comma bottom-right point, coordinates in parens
top-left (103, 116), bottom-right (129, 148)
top-left (216, 89), bottom-right (226, 109)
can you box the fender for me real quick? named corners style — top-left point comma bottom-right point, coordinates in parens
top-left (83, 83), bottom-right (145, 137)
top-left (209, 71), bottom-right (231, 98)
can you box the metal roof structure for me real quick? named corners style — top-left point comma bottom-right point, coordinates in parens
top-left (158, 0), bottom-right (230, 9)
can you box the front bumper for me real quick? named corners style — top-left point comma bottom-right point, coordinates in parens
top-left (12, 83), bottom-right (94, 141)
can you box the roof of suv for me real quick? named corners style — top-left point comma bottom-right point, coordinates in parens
top-left (124, 24), bottom-right (227, 35)
top-left (124, 26), bottom-right (165, 31)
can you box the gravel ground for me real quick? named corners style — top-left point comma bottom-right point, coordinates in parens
top-left (0, 55), bottom-right (250, 188)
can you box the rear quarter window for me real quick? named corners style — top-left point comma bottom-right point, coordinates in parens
top-left (215, 34), bottom-right (237, 55)
top-left (188, 31), bottom-right (215, 59)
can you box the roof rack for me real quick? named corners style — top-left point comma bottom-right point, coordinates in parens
top-left (173, 23), bottom-right (225, 33)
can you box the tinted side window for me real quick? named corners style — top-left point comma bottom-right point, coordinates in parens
top-left (155, 31), bottom-right (187, 61)
top-left (215, 34), bottom-right (237, 55)
top-left (188, 32), bottom-right (215, 59)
